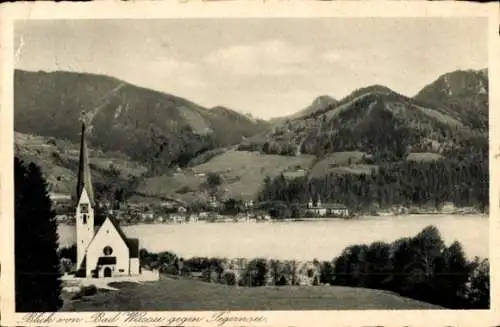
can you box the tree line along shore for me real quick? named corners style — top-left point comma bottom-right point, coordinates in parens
top-left (58, 224), bottom-right (489, 310)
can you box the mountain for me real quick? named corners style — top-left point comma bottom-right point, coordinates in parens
top-left (290, 95), bottom-right (338, 119)
top-left (14, 132), bottom-right (146, 199)
top-left (209, 105), bottom-right (269, 141)
top-left (14, 70), bottom-right (269, 173)
top-left (15, 68), bottom-right (488, 205)
top-left (267, 95), bottom-right (338, 125)
top-left (414, 69), bottom-right (488, 130)
top-left (242, 70), bottom-right (488, 161)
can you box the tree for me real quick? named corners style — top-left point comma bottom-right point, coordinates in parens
top-left (206, 172), bottom-right (222, 190)
top-left (15, 157), bottom-right (63, 312)
top-left (399, 225), bottom-right (445, 301)
top-left (435, 241), bottom-right (471, 308)
top-left (242, 258), bottom-right (269, 286)
top-left (364, 241), bottom-right (392, 289)
top-left (333, 244), bottom-right (369, 287)
top-left (223, 198), bottom-right (244, 215)
top-left (466, 257), bottom-right (490, 308)
top-left (319, 260), bottom-right (335, 285)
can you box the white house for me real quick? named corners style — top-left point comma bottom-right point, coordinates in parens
top-left (75, 122), bottom-right (140, 278)
top-left (305, 196), bottom-right (349, 217)
top-left (306, 196), bottom-right (327, 216)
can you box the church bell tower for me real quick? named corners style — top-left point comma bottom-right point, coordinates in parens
top-left (75, 122), bottom-right (95, 271)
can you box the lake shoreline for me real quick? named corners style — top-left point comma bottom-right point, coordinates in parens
top-left (58, 214), bottom-right (488, 261)
top-left (58, 211), bottom-right (489, 227)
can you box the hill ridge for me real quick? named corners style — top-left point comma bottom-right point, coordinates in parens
top-left (15, 69), bottom-right (269, 173)
top-left (15, 68), bottom-right (488, 204)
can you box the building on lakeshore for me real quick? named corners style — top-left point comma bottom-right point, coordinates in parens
top-left (75, 122), bottom-right (140, 278)
top-left (306, 196), bottom-right (349, 217)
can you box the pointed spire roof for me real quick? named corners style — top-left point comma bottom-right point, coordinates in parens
top-left (76, 122), bottom-right (95, 206)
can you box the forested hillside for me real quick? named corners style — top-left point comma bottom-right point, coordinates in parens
top-left (256, 69), bottom-right (489, 214)
top-left (259, 137), bottom-right (488, 215)
top-left (15, 70), bottom-right (268, 174)
top-left (15, 68), bottom-right (489, 212)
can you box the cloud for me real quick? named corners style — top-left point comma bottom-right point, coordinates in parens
top-left (321, 49), bottom-right (367, 64)
top-left (203, 39), bottom-right (313, 76)
top-left (149, 56), bottom-right (207, 88)
top-left (321, 50), bottom-right (343, 63)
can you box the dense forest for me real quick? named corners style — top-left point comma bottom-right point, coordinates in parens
top-left (258, 135), bottom-right (488, 215)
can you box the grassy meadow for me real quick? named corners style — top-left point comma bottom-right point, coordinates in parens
top-left (61, 275), bottom-right (443, 311)
top-left (137, 149), bottom-right (316, 201)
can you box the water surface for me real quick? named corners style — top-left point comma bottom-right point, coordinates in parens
top-left (58, 215), bottom-right (489, 260)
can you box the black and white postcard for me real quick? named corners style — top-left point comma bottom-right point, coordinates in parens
top-left (1, 2), bottom-right (499, 326)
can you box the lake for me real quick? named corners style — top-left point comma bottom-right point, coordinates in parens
top-left (58, 214), bottom-right (489, 261)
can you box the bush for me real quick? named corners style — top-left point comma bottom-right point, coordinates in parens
top-left (184, 257), bottom-right (212, 272)
top-left (176, 186), bottom-right (193, 194)
top-left (465, 257), bottom-right (490, 308)
top-left (71, 285), bottom-right (97, 300)
top-left (207, 173), bottom-right (222, 188)
top-left (221, 271), bottom-right (237, 286)
top-left (203, 266), bottom-right (222, 283)
top-left (59, 244), bottom-right (77, 263)
top-left (319, 261), bottom-right (335, 285)
top-left (47, 137), bottom-right (57, 146)
top-left (240, 258), bottom-right (269, 287)
top-left (139, 249), bottom-right (177, 271)
top-left (81, 285), bottom-right (97, 296)
top-left (60, 258), bottom-right (73, 274)
top-left (162, 264), bottom-right (179, 275)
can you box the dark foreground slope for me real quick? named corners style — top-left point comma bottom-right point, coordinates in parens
top-left (61, 276), bottom-right (442, 311)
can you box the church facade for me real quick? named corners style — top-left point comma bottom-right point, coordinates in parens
top-left (75, 122), bottom-right (140, 278)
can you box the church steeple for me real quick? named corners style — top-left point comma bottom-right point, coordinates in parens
top-left (75, 120), bottom-right (96, 274)
top-left (76, 122), bottom-right (94, 207)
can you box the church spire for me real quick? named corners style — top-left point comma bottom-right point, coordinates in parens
top-left (76, 121), bottom-right (95, 206)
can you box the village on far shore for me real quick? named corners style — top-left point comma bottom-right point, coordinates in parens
top-left (51, 192), bottom-right (352, 225)
top-left (51, 189), bottom-right (481, 226)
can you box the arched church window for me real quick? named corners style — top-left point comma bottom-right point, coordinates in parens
top-left (80, 204), bottom-right (89, 213)
top-left (82, 214), bottom-right (87, 224)
top-left (103, 246), bottom-right (113, 256)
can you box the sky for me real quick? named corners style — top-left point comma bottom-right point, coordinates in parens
top-left (14, 18), bottom-right (488, 120)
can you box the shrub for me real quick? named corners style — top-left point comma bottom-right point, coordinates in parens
top-left (81, 285), bottom-right (97, 296)
top-left (184, 257), bottom-right (212, 272)
top-left (60, 258), bottom-right (74, 274)
top-left (71, 285), bottom-right (97, 300)
top-left (319, 261), bottom-right (335, 285)
top-left (465, 257), bottom-right (490, 308)
top-left (221, 271), bottom-right (237, 286)
top-left (177, 186), bottom-right (193, 194)
top-left (59, 244), bottom-right (77, 263)
top-left (47, 137), bottom-right (57, 146)
top-left (240, 258), bottom-right (269, 287)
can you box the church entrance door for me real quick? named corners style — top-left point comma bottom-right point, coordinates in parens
top-left (103, 267), bottom-right (112, 277)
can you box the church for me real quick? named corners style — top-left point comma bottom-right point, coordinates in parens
top-left (75, 122), bottom-right (140, 278)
